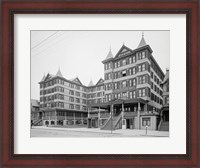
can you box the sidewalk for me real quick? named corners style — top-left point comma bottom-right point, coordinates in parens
top-left (32, 126), bottom-right (169, 137)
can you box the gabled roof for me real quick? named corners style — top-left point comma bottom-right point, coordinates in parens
top-left (56, 68), bottom-right (63, 77)
top-left (114, 44), bottom-right (132, 58)
top-left (70, 77), bottom-right (83, 85)
top-left (137, 34), bottom-right (147, 48)
top-left (44, 73), bottom-right (54, 81)
top-left (88, 80), bottom-right (94, 86)
top-left (96, 78), bottom-right (104, 86)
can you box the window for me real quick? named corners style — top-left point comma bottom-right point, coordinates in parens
top-left (69, 97), bottom-right (74, 102)
top-left (76, 98), bottom-right (80, 103)
top-left (129, 80), bottom-right (132, 87)
top-left (154, 75), bottom-right (157, 82)
top-left (142, 89), bottom-right (146, 96)
top-left (142, 76), bottom-right (146, 83)
top-left (122, 92), bottom-right (127, 99)
top-left (151, 71), bottom-right (153, 78)
top-left (122, 59), bottom-right (126, 66)
top-left (69, 90), bottom-right (74, 95)
top-left (129, 92), bottom-right (133, 99)
top-left (142, 64), bottom-right (146, 71)
top-left (133, 91), bottom-right (136, 98)
top-left (82, 99), bottom-right (86, 104)
top-left (122, 81), bottom-right (127, 88)
top-left (76, 105), bottom-right (80, 110)
top-left (114, 62), bottom-right (117, 68)
top-left (118, 93), bottom-right (121, 98)
top-left (105, 64), bottom-right (107, 70)
top-left (76, 92), bottom-right (80, 97)
top-left (142, 51), bottom-right (145, 59)
top-left (114, 83), bottom-right (118, 89)
top-left (108, 63), bottom-right (111, 69)
top-left (133, 78), bottom-right (136, 86)
top-left (133, 67), bottom-right (136, 74)
top-left (122, 70), bottom-right (126, 77)
top-left (129, 68), bottom-right (132, 75)
top-left (151, 82), bottom-right (154, 89)
top-left (129, 57), bottom-right (132, 64)
top-left (108, 94), bottom-right (111, 101)
top-left (138, 65), bottom-right (141, 72)
top-left (139, 90), bottom-right (142, 97)
top-left (108, 73), bottom-right (111, 80)
top-left (138, 76), bottom-right (142, 84)
top-left (133, 56), bottom-right (136, 63)
top-left (142, 118), bottom-right (151, 126)
top-left (118, 61), bottom-right (120, 67)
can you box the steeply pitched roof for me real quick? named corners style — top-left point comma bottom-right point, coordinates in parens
top-left (88, 80), bottom-right (94, 86)
top-left (161, 69), bottom-right (169, 84)
top-left (137, 34), bottom-right (147, 48)
top-left (70, 77), bottom-right (83, 85)
top-left (105, 48), bottom-right (113, 60)
top-left (44, 73), bottom-right (54, 81)
top-left (96, 78), bottom-right (104, 85)
top-left (114, 44), bottom-right (132, 58)
top-left (40, 74), bottom-right (46, 82)
top-left (56, 68), bottom-right (63, 77)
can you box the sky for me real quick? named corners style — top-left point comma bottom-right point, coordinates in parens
top-left (31, 31), bottom-right (170, 100)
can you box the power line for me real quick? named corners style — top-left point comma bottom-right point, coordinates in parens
top-left (31, 31), bottom-right (59, 50)
top-left (31, 31), bottom-right (66, 57)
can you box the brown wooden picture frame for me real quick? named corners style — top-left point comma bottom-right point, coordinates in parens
top-left (1, 0), bottom-right (199, 167)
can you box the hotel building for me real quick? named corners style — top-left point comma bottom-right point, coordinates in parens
top-left (32, 34), bottom-right (166, 131)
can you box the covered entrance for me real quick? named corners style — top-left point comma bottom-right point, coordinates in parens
top-left (126, 118), bottom-right (134, 129)
top-left (88, 118), bottom-right (98, 128)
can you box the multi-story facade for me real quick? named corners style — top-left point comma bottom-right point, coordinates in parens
top-left (90, 35), bottom-right (165, 130)
top-left (36, 70), bottom-right (89, 126)
top-left (32, 34), bottom-right (166, 131)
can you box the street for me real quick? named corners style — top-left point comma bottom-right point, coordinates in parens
top-left (31, 126), bottom-right (169, 137)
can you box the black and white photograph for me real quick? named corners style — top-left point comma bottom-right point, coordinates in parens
top-left (30, 31), bottom-right (169, 137)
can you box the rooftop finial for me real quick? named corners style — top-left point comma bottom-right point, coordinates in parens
top-left (109, 45), bottom-right (111, 51)
top-left (142, 32), bottom-right (144, 38)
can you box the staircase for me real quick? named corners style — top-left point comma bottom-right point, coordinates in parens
top-left (159, 121), bottom-right (169, 131)
top-left (101, 114), bottom-right (122, 130)
top-left (32, 119), bottom-right (42, 126)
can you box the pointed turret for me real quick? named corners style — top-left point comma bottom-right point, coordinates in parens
top-left (137, 32), bottom-right (147, 48)
top-left (40, 74), bottom-right (46, 82)
top-left (88, 80), bottom-right (94, 86)
top-left (56, 68), bottom-right (63, 77)
top-left (105, 46), bottom-right (113, 60)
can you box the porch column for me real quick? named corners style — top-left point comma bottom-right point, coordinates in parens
top-left (122, 103), bottom-right (124, 119)
top-left (98, 107), bottom-right (101, 127)
top-left (73, 112), bottom-right (76, 125)
top-left (88, 107), bottom-right (90, 118)
top-left (64, 111), bottom-right (67, 125)
top-left (137, 102), bottom-right (141, 129)
top-left (122, 102), bottom-right (126, 129)
top-left (81, 113), bottom-right (84, 124)
top-left (55, 111), bottom-right (57, 125)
